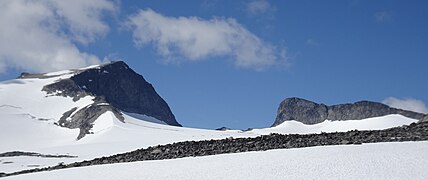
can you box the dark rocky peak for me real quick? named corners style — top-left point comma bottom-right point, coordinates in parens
top-left (69, 61), bottom-right (180, 127)
top-left (275, 97), bottom-right (328, 126)
top-left (273, 97), bottom-right (426, 127)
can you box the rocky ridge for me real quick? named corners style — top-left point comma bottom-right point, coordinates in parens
top-left (2, 120), bottom-right (428, 178)
top-left (273, 97), bottom-right (427, 126)
top-left (57, 96), bottom-right (124, 140)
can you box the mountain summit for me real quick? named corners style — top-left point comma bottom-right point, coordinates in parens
top-left (70, 61), bottom-right (179, 127)
top-left (272, 97), bottom-right (426, 127)
top-left (18, 61), bottom-right (180, 139)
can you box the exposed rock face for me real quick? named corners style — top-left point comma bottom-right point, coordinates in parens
top-left (70, 61), bottom-right (180, 127)
top-left (273, 97), bottom-right (426, 126)
top-left (58, 97), bottom-right (124, 140)
top-left (275, 98), bottom-right (328, 125)
top-left (42, 79), bottom-right (88, 101)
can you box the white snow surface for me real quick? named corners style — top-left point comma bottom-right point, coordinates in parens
top-left (252, 114), bottom-right (418, 135)
top-left (5, 141), bottom-right (428, 180)
top-left (122, 112), bottom-right (167, 125)
top-left (0, 67), bottom-right (422, 174)
top-left (43, 70), bottom-right (73, 76)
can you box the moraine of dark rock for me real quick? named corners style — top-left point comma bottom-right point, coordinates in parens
top-left (36, 61), bottom-right (180, 139)
top-left (273, 97), bottom-right (426, 126)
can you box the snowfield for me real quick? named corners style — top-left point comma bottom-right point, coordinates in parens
top-left (252, 114), bottom-right (418, 135)
top-left (4, 141), bottom-right (428, 180)
top-left (0, 67), bottom-right (423, 176)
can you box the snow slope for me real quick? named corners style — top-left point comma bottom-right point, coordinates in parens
top-left (252, 114), bottom-right (418, 135)
top-left (0, 66), bottom-right (421, 174)
top-left (5, 141), bottom-right (428, 180)
top-left (0, 70), bottom-right (255, 173)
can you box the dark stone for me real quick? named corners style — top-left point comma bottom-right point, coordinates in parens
top-left (272, 97), bottom-right (426, 126)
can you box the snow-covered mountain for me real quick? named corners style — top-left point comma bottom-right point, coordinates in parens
top-left (0, 62), bottom-right (425, 177)
top-left (4, 61), bottom-right (181, 140)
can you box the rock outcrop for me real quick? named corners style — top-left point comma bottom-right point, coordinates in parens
top-left (273, 97), bottom-right (426, 126)
top-left (58, 97), bottom-right (124, 140)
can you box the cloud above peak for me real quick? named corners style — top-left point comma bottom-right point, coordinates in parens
top-left (245, 0), bottom-right (275, 16)
top-left (0, 0), bottom-right (116, 73)
top-left (375, 11), bottom-right (394, 23)
top-left (126, 9), bottom-right (286, 71)
top-left (383, 97), bottom-right (428, 114)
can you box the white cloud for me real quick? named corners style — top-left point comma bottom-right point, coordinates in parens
top-left (126, 9), bottom-right (285, 71)
top-left (306, 38), bottom-right (320, 46)
top-left (375, 11), bottom-right (393, 23)
top-left (246, 0), bottom-right (274, 16)
top-left (0, 0), bottom-right (116, 73)
top-left (383, 97), bottom-right (428, 114)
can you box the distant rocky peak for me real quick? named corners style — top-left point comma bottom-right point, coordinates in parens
top-left (273, 97), bottom-right (426, 127)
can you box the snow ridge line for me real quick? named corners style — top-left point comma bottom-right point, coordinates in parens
top-left (0, 151), bottom-right (77, 158)
top-left (0, 105), bottom-right (22, 109)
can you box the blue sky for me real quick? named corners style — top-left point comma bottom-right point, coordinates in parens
top-left (1, 0), bottom-right (427, 129)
